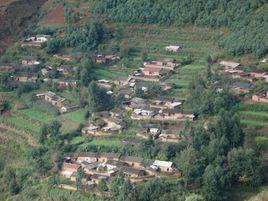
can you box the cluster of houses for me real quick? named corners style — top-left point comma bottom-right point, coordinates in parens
top-left (137, 122), bottom-right (185, 143)
top-left (129, 59), bottom-right (180, 82)
top-left (60, 152), bottom-right (181, 189)
top-left (94, 52), bottom-right (121, 64)
top-left (36, 91), bottom-right (79, 113)
top-left (220, 61), bottom-right (268, 83)
top-left (124, 97), bottom-right (195, 121)
top-left (82, 111), bottom-right (125, 135)
top-left (219, 60), bottom-right (268, 103)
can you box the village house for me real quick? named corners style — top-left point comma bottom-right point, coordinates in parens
top-left (11, 74), bottom-right (38, 83)
top-left (98, 153), bottom-right (121, 163)
top-left (27, 34), bottom-right (50, 43)
top-left (263, 74), bottom-right (268, 83)
top-left (136, 123), bottom-right (161, 139)
top-left (56, 79), bottom-right (77, 89)
top-left (114, 77), bottom-right (128, 86)
top-left (123, 97), bottom-right (148, 111)
top-left (97, 79), bottom-right (113, 90)
top-left (149, 97), bottom-right (183, 109)
top-left (60, 104), bottom-right (80, 113)
top-left (0, 64), bottom-right (14, 72)
top-left (60, 162), bottom-right (81, 178)
top-left (143, 59), bottom-right (180, 71)
top-left (120, 166), bottom-right (147, 178)
top-left (53, 54), bottom-right (73, 61)
top-left (110, 108), bottom-right (126, 118)
top-left (131, 107), bottom-right (159, 120)
top-left (57, 64), bottom-right (72, 75)
top-left (120, 156), bottom-right (144, 169)
top-left (165, 45), bottom-right (181, 52)
top-left (159, 130), bottom-right (180, 143)
top-left (220, 61), bottom-right (243, 71)
top-left (231, 82), bottom-right (250, 94)
top-left (155, 109), bottom-right (195, 121)
top-left (252, 90), bottom-right (268, 103)
top-left (36, 91), bottom-right (66, 108)
top-left (94, 52), bottom-right (120, 64)
top-left (21, 56), bottom-right (40, 66)
top-left (249, 71), bottom-right (268, 83)
top-left (151, 160), bottom-right (175, 172)
top-left (21, 34), bottom-right (50, 47)
top-left (129, 71), bottom-right (160, 82)
top-left (142, 67), bottom-right (173, 79)
top-left (75, 152), bottom-right (99, 163)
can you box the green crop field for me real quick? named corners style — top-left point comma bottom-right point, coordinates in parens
top-left (239, 103), bottom-right (268, 128)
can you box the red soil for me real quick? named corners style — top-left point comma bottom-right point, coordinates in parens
top-left (42, 4), bottom-right (65, 25)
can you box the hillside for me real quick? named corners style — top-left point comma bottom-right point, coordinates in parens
top-left (92, 0), bottom-right (268, 58)
top-left (0, 0), bottom-right (267, 201)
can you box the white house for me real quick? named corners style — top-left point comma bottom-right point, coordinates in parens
top-left (165, 46), bottom-right (181, 52)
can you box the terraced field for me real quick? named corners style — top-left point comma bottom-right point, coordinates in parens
top-left (239, 103), bottom-right (268, 127)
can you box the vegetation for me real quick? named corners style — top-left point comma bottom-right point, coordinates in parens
top-left (0, 0), bottom-right (267, 200)
top-left (92, 0), bottom-right (267, 57)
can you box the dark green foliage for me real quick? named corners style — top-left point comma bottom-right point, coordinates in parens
top-left (78, 58), bottom-right (94, 87)
top-left (135, 83), bottom-right (163, 99)
top-left (76, 167), bottom-right (85, 191)
top-left (39, 120), bottom-right (62, 148)
top-left (177, 147), bottom-right (203, 186)
top-left (28, 147), bottom-right (51, 175)
top-left (46, 19), bottom-right (111, 54)
top-left (227, 148), bottom-right (263, 187)
top-left (16, 82), bottom-right (40, 97)
top-left (202, 165), bottom-right (228, 201)
top-left (92, 0), bottom-right (268, 57)
top-left (87, 81), bottom-right (114, 112)
top-left (188, 74), bottom-right (239, 115)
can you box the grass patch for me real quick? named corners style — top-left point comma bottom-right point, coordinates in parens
top-left (61, 109), bottom-right (85, 124)
top-left (89, 140), bottom-right (121, 146)
top-left (18, 108), bottom-right (53, 122)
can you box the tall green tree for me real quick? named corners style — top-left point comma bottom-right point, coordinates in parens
top-left (88, 81), bottom-right (114, 112)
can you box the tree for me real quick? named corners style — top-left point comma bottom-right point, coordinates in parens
top-left (88, 81), bottom-right (114, 112)
top-left (79, 59), bottom-right (94, 87)
top-left (206, 64), bottom-right (212, 82)
top-left (214, 110), bottom-right (244, 150)
top-left (202, 165), bottom-right (228, 201)
top-left (117, 179), bottom-right (138, 201)
top-left (177, 146), bottom-right (203, 186)
top-left (109, 172), bottom-right (125, 198)
top-left (38, 120), bottom-right (62, 148)
top-left (227, 148), bottom-right (263, 187)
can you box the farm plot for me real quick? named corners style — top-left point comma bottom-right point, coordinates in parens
top-left (239, 103), bottom-right (268, 128)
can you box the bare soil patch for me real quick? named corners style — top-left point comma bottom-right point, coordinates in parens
top-left (42, 4), bottom-right (65, 25)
